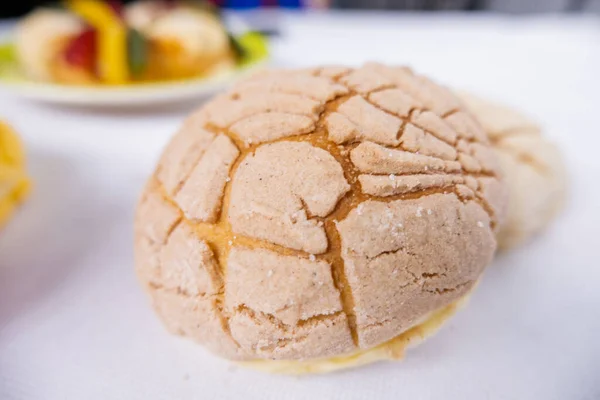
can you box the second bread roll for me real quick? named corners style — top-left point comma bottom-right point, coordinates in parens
top-left (458, 93), bottom-right (566, 250)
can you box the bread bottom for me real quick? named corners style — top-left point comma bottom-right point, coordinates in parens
top-left (238, 289), bottom-right (473, 374)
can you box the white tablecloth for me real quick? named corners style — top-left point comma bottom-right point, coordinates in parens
top-left (1, 12), bottom-right (599, 400)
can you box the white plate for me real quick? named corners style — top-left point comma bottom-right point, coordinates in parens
top-left (0, 60), bottom-right (268, 107)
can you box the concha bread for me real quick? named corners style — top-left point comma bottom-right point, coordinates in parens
top-left (134, 63), bottom-right (508, 371)
top-left (458, 93), bottom-right (566, 250)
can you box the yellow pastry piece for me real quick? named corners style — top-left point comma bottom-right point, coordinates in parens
top-left (0, 122), bottom-right (31, 227)
top-left (67, 0), bottom-right (129, 84)
top-left (0, 167), bottom-right (31, 227)
top-left (0, 121), bottom-right (26, 168)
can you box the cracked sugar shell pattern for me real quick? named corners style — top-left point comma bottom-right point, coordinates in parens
top-left (134, 63), bottom-right (508, 361)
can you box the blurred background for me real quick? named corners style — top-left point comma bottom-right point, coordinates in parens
top-left (1, 0), bottom-right (599, 17)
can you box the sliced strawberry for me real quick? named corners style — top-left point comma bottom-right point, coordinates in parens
top-left (64, 28), bottom-right (98, 74)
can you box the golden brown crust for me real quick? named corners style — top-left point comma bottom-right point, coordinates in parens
top-left (134, 63), bottom-right (507, 364)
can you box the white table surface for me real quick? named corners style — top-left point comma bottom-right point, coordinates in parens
top-left (1, 12), bottom-right (600, 400)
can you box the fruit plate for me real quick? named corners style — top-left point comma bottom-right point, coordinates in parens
top-left (0, 38), bottom-right (269, 107)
